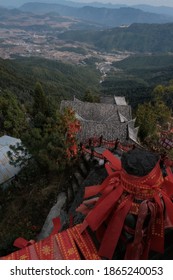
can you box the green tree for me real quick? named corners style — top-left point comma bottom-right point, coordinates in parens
top-left (152, 85), bottom-right (164, 102)
top-left (7, 142), bottom-right (30, 168)
top-left (22, 85), bottom-right (78, 172)
top-left (136, 103), bottom-right (157, 141)
top-left (32, 82), bottom-right (49, 117)
top-left (136, 97), bottom-right (172, 142)
top-left (154, 100), bottom-right (172, 126)
top-left (83, 89), bottom-right (100, 103)
top-left (152, 82), bottom-right (173, 109)
top-left (0, 90), bottom-right (27, 137)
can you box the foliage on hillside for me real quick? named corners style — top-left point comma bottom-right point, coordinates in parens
top-left (152, 81), bottom-right (173, 108)
top-left (100, 54), bottom-right (173, 108)
top-left (136, 82), bottom-right (173, 141)
top-left (20, 82), bottom-right (80, 172)
top-left (0, 81), bottom-right (80, 172)
top-left (1, 54), bottom-right (173, 110)
top-left (59, 23), bottom-right (173, 53)
top-left (83, 89), bottom-right (100, 103)
top-left (0, 90), bottom-right (28, 137)
top-left (0, 82), bottom-right (81, 257)
top-left (0, 57), bottom-right (101, 105)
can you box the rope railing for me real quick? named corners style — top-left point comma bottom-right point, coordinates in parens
top-left (80, 136), bottom-right (135, 160)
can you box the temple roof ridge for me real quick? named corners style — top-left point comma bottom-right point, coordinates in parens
top-left (118, 111), bottom-right (129, 123)
top-left (75, 112), bottom-right (87, 121)
top-left (114, 96), bottom-right (127, 106)
top-left (60, 97), bottom-right (136, 142)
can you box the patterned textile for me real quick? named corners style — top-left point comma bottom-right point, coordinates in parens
top-left (0, 224), bottom-right (100, 260)
top-left (159, 137), bottom-right (173, 150)
top-left (2, 149), bottom-right (173, 260)
top-left (78, 149), bottom-right (173, 260)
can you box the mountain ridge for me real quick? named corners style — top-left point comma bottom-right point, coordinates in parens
top-left (59, 22), bottom-right (173, 53)
top-left (19, 2), bottom-right (173, 27)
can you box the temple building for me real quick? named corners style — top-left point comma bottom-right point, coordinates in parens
top-left (60, 96), bottom-right (139, 144)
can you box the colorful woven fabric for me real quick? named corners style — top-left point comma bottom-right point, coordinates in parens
top-left (0, 224), bottom-right (100, 260)
top-left (2, 148), bottom-right (173, 260)
top-left (78, 149), bottom-right (173, 260)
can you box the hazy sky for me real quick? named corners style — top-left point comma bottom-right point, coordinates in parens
top-left (1, 0), bottom-right (173, 8)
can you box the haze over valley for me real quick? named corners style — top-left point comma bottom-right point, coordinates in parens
top-left (1, 2), bottom-right (173, 81)
top-left (1, 1), bottom-right (173, 105)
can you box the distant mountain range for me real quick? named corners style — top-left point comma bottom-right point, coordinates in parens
top-left (1, 1), bottom-right (173, 27)
top-left (133, 5), bottom-right (173, 17)
top-left (19, 2), bottom-right (173, 27)
top-left (1, 0), bottom-right (173, 17)
top-left (59, 23), bottom-right (173, 53)
top-left (1, 2), bottom-right (173, 54)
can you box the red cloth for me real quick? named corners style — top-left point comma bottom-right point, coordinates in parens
top-left (78, 150), bottom-right (173, 259)
top-left (0, 224), bottom-right (100, 260)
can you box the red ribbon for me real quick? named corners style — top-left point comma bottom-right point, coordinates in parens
top-left (13, 237), bottom-right (35, 249)
top-left (78, 150), bottom-right (173, 259)
top-left (85, 185), bottom-right (124, 231)
top-left (98, 196), bottom-right (133, 259)
top-left (125, 201), bottom-right (148, 259)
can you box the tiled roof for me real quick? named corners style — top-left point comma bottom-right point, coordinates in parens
top-left (60, 98), bottom-right (139, 144)
top-left (61, 99), bottom-right (131, 122)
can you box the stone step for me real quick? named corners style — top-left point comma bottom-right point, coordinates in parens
top-left (74, 172), bottom-right (84, 186)
top-left (78, 162), bottom-right (88, 177)
top-left (72, 181), bottom-right (79, 194)
top-left (37, 192), bottom-right (67, 241)
top-left (67, 185), bottom-right (74, 204)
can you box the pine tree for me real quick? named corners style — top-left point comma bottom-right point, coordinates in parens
top-left (22, 84), bottom-right (80, 172)
top-left (83, 89), bottom-right (100, 103)
top-left (33, 82), bottom-right (48, 117)
top-left (136, 103), bottom-right (157, 141)
top-left (0, 90), bottom-right (27, 137)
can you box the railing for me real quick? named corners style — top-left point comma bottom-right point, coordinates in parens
top-left (80, 136), bottom-right (135, 160)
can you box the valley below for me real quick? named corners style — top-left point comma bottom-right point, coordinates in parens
top-left (0, 15), bottom-right (129, 78)
top-left (1, 5), bottom-right (173, 107)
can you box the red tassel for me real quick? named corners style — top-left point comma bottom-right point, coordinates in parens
top-left (51, 217), bottom-right (62, 235)
top-left (162, 192), bottom-right (173, 226)
top-left (125, 201), bottom-right (148, 259)
top-left (150, 193), bottom-right (164, 253)
top-left (98, 196), bottom-right (133, 259)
